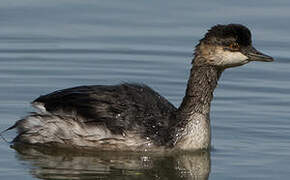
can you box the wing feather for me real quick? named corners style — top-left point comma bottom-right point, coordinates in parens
top-left (32, 83), bottom-right (177, 145)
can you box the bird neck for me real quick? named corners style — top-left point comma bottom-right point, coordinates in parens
top-left (172, 61), bottom-right (223, 150)
top-left (178, 63), bottom-right (222, 116)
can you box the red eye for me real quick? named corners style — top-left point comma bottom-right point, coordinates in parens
top-left (229, 42), bottom-right (240, 50)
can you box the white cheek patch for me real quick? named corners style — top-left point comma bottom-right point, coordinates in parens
top-left (218, 51), bottom-right (249, 67)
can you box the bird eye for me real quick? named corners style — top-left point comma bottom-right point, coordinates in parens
top-left (229, 42), bottom-right (240, 51)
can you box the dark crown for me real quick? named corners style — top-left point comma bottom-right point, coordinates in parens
top-left (201, 24), bottom-right (252, 47)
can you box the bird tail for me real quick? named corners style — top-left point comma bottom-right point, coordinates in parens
top-left (0, 123), bottom-right (18, 143)
top-left (7, 113), bottom-right (86, 146)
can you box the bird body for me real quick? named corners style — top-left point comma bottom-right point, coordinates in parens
top-left (8, 24), bottom-right (274, 151)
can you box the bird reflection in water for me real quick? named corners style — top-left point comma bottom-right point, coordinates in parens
top-left (12, 144), bottom-right (210, 180)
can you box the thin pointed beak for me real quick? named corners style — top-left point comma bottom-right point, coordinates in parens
top-left (246, 46), bottom-right (274, 62)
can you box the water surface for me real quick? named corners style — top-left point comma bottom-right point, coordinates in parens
top-left (0, 0), bottom-right (290, 179)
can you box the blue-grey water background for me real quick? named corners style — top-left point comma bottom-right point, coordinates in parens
top-left (0, 0), bottom-right (290, 179)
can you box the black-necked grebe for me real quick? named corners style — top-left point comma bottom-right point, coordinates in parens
top-left (7, 24), bottom-right (273, 151)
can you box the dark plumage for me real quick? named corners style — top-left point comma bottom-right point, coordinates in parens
top-left (33, 83), bottom-right (177, 145)
top-left (6, 24), bottom-right (273, 151)
top-left (201, 24), bottom-right (252, 46)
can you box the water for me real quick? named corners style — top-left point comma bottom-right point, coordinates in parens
top-left (0, 0), bottom-right (290, 179)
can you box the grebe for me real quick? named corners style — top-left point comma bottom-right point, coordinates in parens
top-left (8, 24), bottom-right (273, 151)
